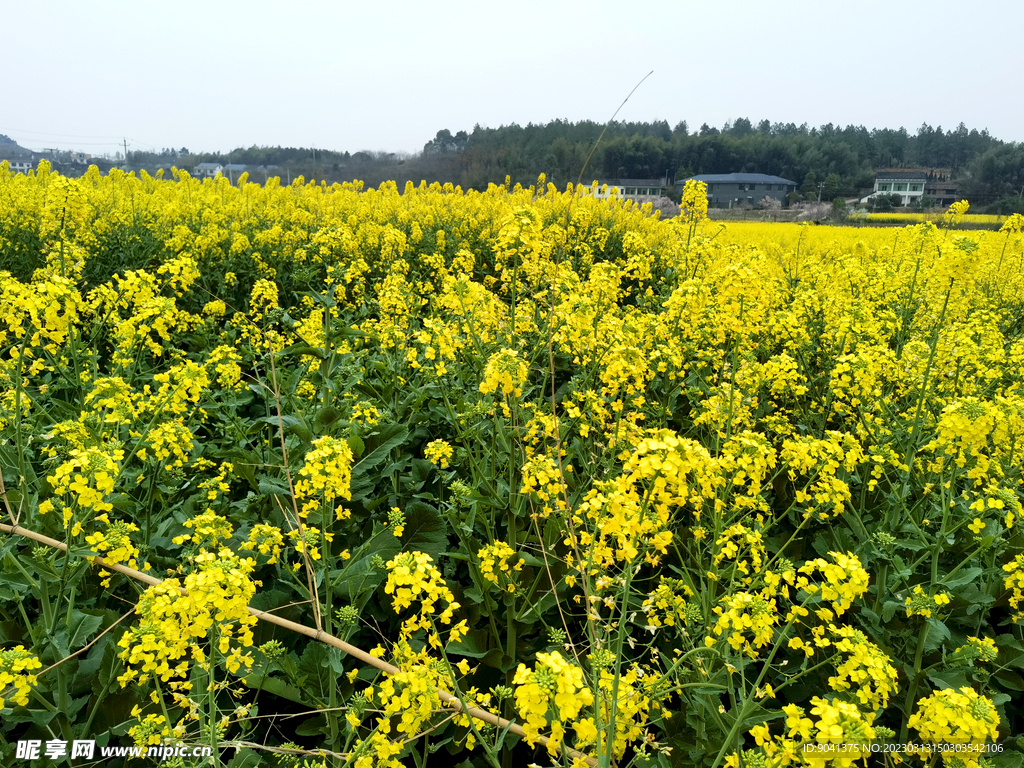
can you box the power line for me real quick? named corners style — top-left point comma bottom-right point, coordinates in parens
top-left (15, 140), bottom-right (125, 148)
top-left (0, 126), bottom-right (126, 140)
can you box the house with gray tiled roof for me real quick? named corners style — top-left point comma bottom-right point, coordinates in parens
top-left (678, 173), bottom-right (797, 208)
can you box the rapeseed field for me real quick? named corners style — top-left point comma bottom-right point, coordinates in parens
top-left (1, 162), bottom-right (1023, 767)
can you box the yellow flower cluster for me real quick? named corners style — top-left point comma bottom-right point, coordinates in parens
top-left (285, 525), bottom-right (333, 569)
top-left (239, 523), bottom-right (285, 564)
top-left (714, 523), bottom-right (766, 580)
top-left (827, 626), bottom-right (898, 710)
top-left (350, 643), bottom-right (491, 767)
top-left (1002, 554), bottom-right (1024, 622)
top-left (954, 636), bottom-right (998, 664)
top-left (780, 433), bottom-right (863, 520)
top-left (567, 431), bottom-right (714, 570)
top-left (477, 541), bottom-right (523, 591)
top-left (83, 514), bottom-right (146, 587)
top-left (41, 445), bottom-right (124, 522)
top-left (117, 548), bottom-right (258, 688)
top-left (384, 552), bottom-right (463, 646)
top-left (172, 509), bottom-right (235, 549)
top-left (128, 707), bottom-right (186, 746)
top-left (710, 590), bottom-right (779, 656)
top-left (512, 651), bottom-right (594, 756)
top-left (0, 646), bottom-right (42, 710)
top-left (795, 552), bottom-right (870, 620)
top-left (479, 347), bottom-right (528, 399)
top-left (904, 584), bottom-right (952, 618)
top-left (784, 697), bottom-right (877, 767)
top-left (641, 576), bottom-right (695, 629)
top-left (294, 435), bottom-right (354, 520)
top-left (907, 687), bottom-right (999, 767)
top-left (424, 438), bottom-right (454, 468)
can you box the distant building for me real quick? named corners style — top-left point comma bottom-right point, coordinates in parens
top-left (923, 170), bottom-right (959, 208)
top-left (222, 164), bottom-right (248, 183)
top-left (193, 162), bottom-right (224, 178)
top-left (678, 173), bottom-right (797, 208)
top-left (866, 170), bottom-right (927, 207)
top-left (580, 178), bottom-right (666, 205)
top-left (3, 159), bottom-right (34, 174)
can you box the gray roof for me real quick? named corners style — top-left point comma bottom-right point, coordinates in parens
top-left (678, 173), bottom-right (796, 185)
top-left (195, 162), bottom-right (222, 169)
top-left (875, 170), bottom-right (927, 180)
top-left (587, 178), bottom-right (664, 188)
top-left (611, 178), bottom-right (664, 186)
top-left (224, 164), bottom-right (247, 171)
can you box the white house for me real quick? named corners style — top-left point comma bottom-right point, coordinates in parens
top-left (3, 159), bottom-right (34, 174)
top-left (193, 162), bottom-right (224, 178)
top-left (863, 170), bottom-right (927, 207)
top-left (579, 178), bottom-right (666, 205)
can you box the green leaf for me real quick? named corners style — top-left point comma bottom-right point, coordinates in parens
top-left (923, 619), bottom-right (951, 653)
top-left (403, 501), bottom-right (448, 561)
top-left (516, 589), bottom-right (560, 625)
top-left (959, 583), bottom-right (996, 615)
top-left (940, 567), bottom-right (984, 590)
top-left (446, 628), bottom-right (493, 659)
top-left (737, 704), bottom-right (786, 732)
top-left (66, 610), bottom-right (104, 652)
top-left (926, 668), bottom-right (970, 690)
top-left (257, 414), bottom-right (305, 429)
top-left (992, 750), bottom-right (1024, 768)
top-left (257, 475), bottom-right (291, 498)
top-left (353, 424), bottom-right (409, 473)
top-left (0, 708), bottom-right (59, 727)
top-left (91, 635), bottom-right (123, 696)
top-left (294, 715), bottom-right (329, 737)
top-left (346, 433), bottom-right (365, 458)
top-left (297, 642), bottom-right (334, 705)
top-left (225, 749), bottom-right (264, 768)
top-left (993, 670), bottom-right (1024, 692)
top-left (257, 415), bottom-right (312, 443)
top-left (881, 601), bottom-right (900, 623)
top-left (274, 344), bottom-right (326, 361)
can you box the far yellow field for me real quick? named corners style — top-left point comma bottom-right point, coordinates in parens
top-left (712, 219), bottom-right (1020, 257)
top-left (863, 212), bottom-right (1006, 225)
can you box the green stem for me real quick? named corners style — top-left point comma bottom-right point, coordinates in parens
top-left (899, 620), bottom-right (932, 745)
top-left (901, 278), bottom-right (954, 500)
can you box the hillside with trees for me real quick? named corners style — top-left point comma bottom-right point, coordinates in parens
top-left (118, 119), bottom-right (1024, 212)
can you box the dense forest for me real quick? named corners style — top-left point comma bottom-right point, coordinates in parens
top-left (121, 118), bottom-right (1024, 212)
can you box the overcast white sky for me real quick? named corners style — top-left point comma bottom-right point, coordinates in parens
top-left (3, 0), bottom-right (1020, 156)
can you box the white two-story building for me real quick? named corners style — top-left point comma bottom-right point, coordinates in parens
top-left (865, 170), bottom-right (927, 207)
top-left (578, 178), bottom-right (666, 205)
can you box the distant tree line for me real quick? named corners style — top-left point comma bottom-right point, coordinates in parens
top-left (122, 119), bottom-right (1024, 212)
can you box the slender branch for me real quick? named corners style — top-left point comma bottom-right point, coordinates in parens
top-left (35, 609), bottom-right (134, 679)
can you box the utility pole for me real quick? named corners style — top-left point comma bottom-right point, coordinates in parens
top-left (817, 181), bottom-right (824, 203)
